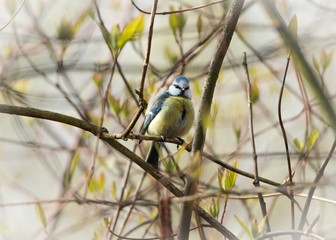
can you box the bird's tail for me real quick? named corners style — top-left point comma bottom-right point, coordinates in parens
top-left (146, 142), bottom-right (159, 169)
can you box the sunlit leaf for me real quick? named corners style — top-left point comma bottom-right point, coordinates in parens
top-left (125, 183), bottom-right (134, 199)
top-left (176, 10), bottom-right (186, 36)
top-left (111, 181), bottom-right (117, 200)
top-left (312, 56), bottom-right (320, 73)
top-left (169, 6), bottom-right (178, 36)
top-left (88, 177), bottom-right (97, 193)
top-left (321, 50), bottom-right (334, 71)
top-left (93, 232), bottom-right (99, 240)
top-left (235, 215), bottom-right (253, 240)
top-left (294, 138), bottom-right (303, 151)
top-left (224, 161), bottom-right (238, 190)
top-left (92, 73), bottom-right (104, 88)
top-left (288, 14), bottom-right (298, 39)
top-left (98, 172), bottom-right (105, 194)
top-left (35, 200), bottom-right (47, 230)
top-left (108, 94), bottom-right (122, 116)
top-left (307, 129), bottom-right (319, 150)
top-left (138, 215), bottom-right (144, 222)
top-left (190, 150), bottom-right (202, 179)
top-left (209, 198), bottom-right (218, 218)
top-left (251, 78), bottom-right (259, 104)
top-left (118, 14), bottom-right (144, 49)
top-left (103, 217), bottom-right (110, 228)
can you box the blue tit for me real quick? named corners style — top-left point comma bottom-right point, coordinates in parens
top-left (140, 76), bottom-right (195, 168)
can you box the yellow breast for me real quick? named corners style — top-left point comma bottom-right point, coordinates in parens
top-left (147, 96), bottom-right (194, 138)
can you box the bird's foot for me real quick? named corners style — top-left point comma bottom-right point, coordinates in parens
top-left (176, 137), bottom-right (185, 149)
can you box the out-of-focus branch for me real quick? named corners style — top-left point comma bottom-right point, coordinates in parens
top-left (0, 103), bottom-right (238, 239)
top-left (260, 0), bottom-right (336, 132)
top-left (243, 52), bottom-right (272, 234)
top-left (177, 0), bottom-right (245, 239)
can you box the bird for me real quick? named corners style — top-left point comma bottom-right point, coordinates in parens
top-left (140, 76), bottom-right (195, 168)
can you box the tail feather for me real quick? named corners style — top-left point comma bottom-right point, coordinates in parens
top-left (146, 142), bottom-right (159, 169)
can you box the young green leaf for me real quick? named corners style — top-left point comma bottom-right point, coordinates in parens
top-left (57, 18), bottom-right (75, 41)
top-left (312, 56), bottom-right (320, 73)
top-left (99, 24), bottom-right (114, 51)
top-left (125, 183), bottom-right (134, 199)
top-left (118, 14), bottom-right (144, 50)
top-left (35, 200), bottom-right (47, 230)
top-left (209, 198), bottom-right (218, 218)
top-left (251, 218), bottom-right (259, 238)
top-left (217, 168), bottom-right (224, 191)
top-left (224, 161), bottom-right (238, 190)
top-left (288, 14), bottom-right (298, 39)
top-left (110, 24), bottom-right (121, 51)
top-left (162, 157), bottom-right (175, 173)
top-left (321, 50), bottom-right (334, 71)
top-left (111, 180), bottom-right (117, 200)
top-left (294, 138), bottom-right (303, 151)
top-left (307, 129), bottom-right (319, 150)
top-left (251, 78), bottom-right (259, 104)
top-left (63, 150), bottom-right (80, 186)
top-left (108, 95), bottom-right (121, 116)
top-left (169, 6), bottom-right (186, 37)
top-left (103, 217), bottom-right (110, 228)
top-left (98, 171), bottom-right (105, 193)
top-left (197, 14), bottom-right (202, 39)
top-left (92, 73), bottom-right (104, 88)
top-left (234, 215), bottom-right (253, 240)
top-left (169, 6), bottom-right (178, 36)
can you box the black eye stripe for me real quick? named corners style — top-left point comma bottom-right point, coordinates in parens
top-left (174, 84), bottom-right (182, 89)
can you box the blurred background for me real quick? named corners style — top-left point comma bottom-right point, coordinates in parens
top-left (1, 0), bottom-right (336, 239)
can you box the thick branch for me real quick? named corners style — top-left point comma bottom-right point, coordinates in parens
top-left (178, 0), bottom-right (245, 239)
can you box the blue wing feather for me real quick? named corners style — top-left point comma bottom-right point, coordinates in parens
top-left (140, 90), bottom-right (170, 135)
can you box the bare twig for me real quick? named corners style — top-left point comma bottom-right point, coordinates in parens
top-left (131, 0), bottom-right (228, 15)
top-left (278, 57), bottom-right (295, 230)
top-left (297, 138), bottom-right (336, 230)
top-left (137, 0), bottom-right (158, 101)
top-left (243, 52), bottom-right (271, 234)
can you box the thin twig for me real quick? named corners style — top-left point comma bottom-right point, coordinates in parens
top-left (243, 52), bottom-right (272, 234)
top-left (137, 0), bottom-right (158, 101)
top-left (83, 0), bottom-right (118, 199)
top-left (131, 0), bottom-right (228, 15)
top-left (278, 57), bottom-right (295, 230)
top-left (257, 230), bottom-right (325, 240)
top-left (298, 138), bottom-right (336, 230)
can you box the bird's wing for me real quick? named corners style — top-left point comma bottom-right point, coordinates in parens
top-left (140, 90), bottom-right (170, 135)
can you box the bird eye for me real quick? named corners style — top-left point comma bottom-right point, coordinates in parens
top-left (174, 84), bottom-right (181, 89)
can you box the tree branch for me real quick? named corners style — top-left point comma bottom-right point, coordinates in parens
top-left (178, 0), bottom-right (245, 239)
top-left (0, 103), bottom-right (238, 239)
